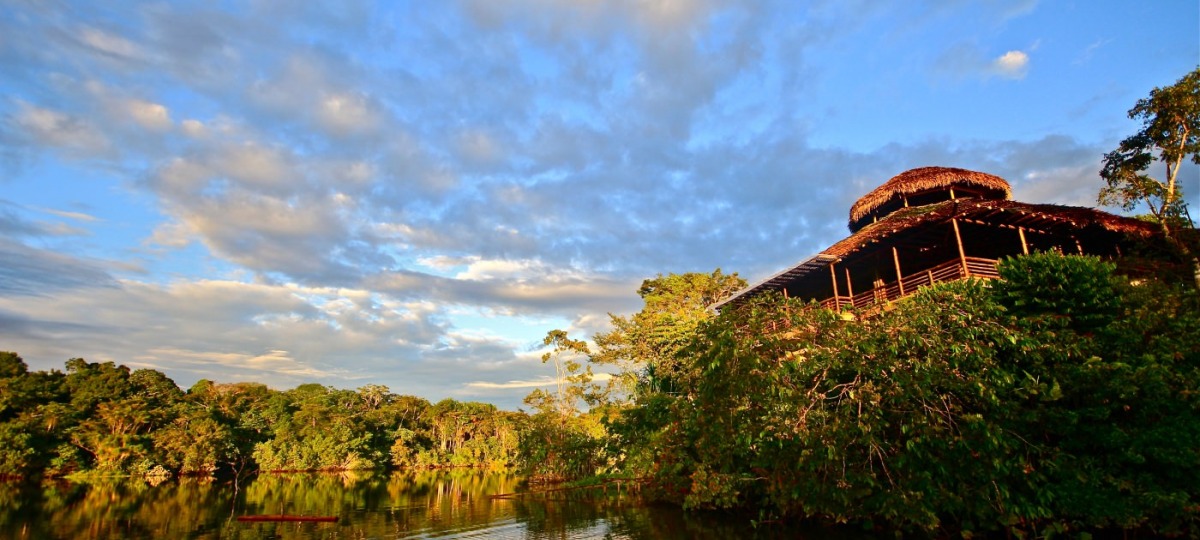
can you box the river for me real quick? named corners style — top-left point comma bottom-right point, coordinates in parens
top-left (0, 470), bottom-right (867, 539)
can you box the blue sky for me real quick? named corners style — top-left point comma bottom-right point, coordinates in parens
top-left (1, 0), bottom-right (1197, 409)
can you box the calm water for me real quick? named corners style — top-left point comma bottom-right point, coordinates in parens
top-left (0, 470), bottom-right (863, 539)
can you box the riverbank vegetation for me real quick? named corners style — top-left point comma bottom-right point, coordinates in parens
top-left (0, 356), bottom-right (523, 478)
top-left (526, 254), bottom-right (1200, 537)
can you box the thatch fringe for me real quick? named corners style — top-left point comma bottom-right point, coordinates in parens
top-left (827, 198), bottom-right (1157, 258)
top-left (848, 166), bottom-right (1011, 226)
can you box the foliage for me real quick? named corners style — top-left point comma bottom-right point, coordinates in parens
top-left (592, 269), bottom-right (746, 397)
top-left (0, 358), bottom-right (526, 479)
top-left (992, 253), bottom-right (1120, 331)
top-left (1099, 67), bottom-right (1200, 287)
top-left (588, 270), bottom-right (746, 478)
top-left (610, 255), bottom-right (1198, 536)
top-left (519, 330), bottom-right (608, 482)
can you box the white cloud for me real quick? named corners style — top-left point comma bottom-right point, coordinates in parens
top-left (464, 372), bottom-right (611, 390)
top-left (317, 93), bottom-right (379, 137)
top-left (455, 258), bottom-right (546, 281)
top-left (465, 377), bottom-right (556, 390)
top-left (1015, 165), bottom-right (1100, 207)
top-left (0, 276), bottom-right (456, 394)
top-left (934, 45), bottom-right (1032, 82)
top-left (991, 50), bottom-right (1030, 79)
top-left (455, 128), bottom-right (503, 166)
top-left (14, 104), bottom-right (111, 157)
top-left (146, 221), bottom-right (194, 248)
top-left (39, 208), bottom-right (100, 222)
top-left (139, 347), bottom-right (336, 379)
top-left (214, 143), bottom-right (294, 191)
top-left (127, 99), bottom-right (172, 131)
top-left (79, 27), bottom-right (147, 61)
top-left (180, 119), bottom-right (206, 137)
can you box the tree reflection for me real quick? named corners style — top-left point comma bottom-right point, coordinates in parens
top-left (0, 471), bottom-right (855, 539)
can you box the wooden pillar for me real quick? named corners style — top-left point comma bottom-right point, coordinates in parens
top-left (949, 187), bottom-right (956, 200)
top-left (844, 267), bottom-right (854, 299)
top-left (1018, 226), bottom-right (1029, 255)
top-left (952, 218), bottom-right (970, 277)
top-left (903, 196), bottom-right (909, 208)
top-left (1074, 237), bottom-right (1084, 255)
top-left (892, 246), bottom-right (905, 296)
top-left (829, 263), bottom-right (840, 308)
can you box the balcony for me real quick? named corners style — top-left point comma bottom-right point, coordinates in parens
top-left (818, 257), bottom-right (1000, 311)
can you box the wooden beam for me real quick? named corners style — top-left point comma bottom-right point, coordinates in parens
top-left (829, 263), bottom-right (839, 308)
top-left (892, 246), bottom-right (905, 296)
top-left (844, 267), bottom-right (854, 299)
top-left (958, 217), bottom-right (1052, 235)
top-left (952, 218), bottom-right (969, 277)
top-left (1018, 226), bottom-right (1029, 255)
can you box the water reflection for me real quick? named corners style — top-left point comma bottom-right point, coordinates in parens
top-left (0, 471), bottom-right (863, 539)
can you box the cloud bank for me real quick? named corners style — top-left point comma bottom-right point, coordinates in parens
top-left (0, 0), bottom-right (1196, 408)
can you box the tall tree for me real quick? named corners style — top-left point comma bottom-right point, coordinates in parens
top-left (1099, 67), bottom-right (1200, 286)
top-left (592, 269), bottom-right (745, 396)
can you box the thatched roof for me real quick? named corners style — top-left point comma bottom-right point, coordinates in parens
top-left (829, 198), bottom-right (1155, 258)
top-left (848, 167), bottom-right (1011, 231)
top-left (712, 199), bottom-right (1158, 311)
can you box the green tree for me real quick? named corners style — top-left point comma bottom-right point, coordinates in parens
top-left (633, 255), bottom-right (1198, 535)
top-left (1099, 67), bottom-right (1200, 287)
top-left (592, 269), bottom-right (745, 397)
top-left (0, 351), bottom-right (27, 379)
top-left (588, 270), bottom-right (745, 479)
top-left (520, 330), bottom-right (606, 481)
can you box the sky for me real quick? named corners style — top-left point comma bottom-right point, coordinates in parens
top-left (1, 0), bottom-right (1197, 410)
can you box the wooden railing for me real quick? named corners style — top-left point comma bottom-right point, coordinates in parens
top-left (819, 257), bottom-right (999, 311)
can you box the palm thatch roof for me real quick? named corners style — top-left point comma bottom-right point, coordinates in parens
top-left (848, 167), bottom-right (1011, 231)
top-left (829, 198), bottom-right (1156, 258)
top-left (712, 198), bottom-right (1158, 311)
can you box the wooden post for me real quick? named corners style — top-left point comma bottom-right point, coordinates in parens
top-left (1074, 237), bottom-right (1084, 255)
top-left (1018, 226), bottom-right (1029, 255)
top-left (949, 187), bottom-right (956, 200)
top-left (952, 218), bottom-right (970, 277)
top-left (844, 267), bottom-right (854, 299)
top-left (892, 246), bottom-right (904, 296)
top-left (829, 263), bottom-right (840, 309)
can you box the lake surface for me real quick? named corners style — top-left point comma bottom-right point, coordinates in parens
top-left (0, 470), bottom-right (864, 539)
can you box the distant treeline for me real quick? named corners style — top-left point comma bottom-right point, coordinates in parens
top-left (0, 354), bottom-right (525, 478)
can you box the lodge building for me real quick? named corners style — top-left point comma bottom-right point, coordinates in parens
top-left (712, 166), bottom-right (1160, 311)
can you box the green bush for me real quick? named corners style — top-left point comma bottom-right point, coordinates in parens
top-left (636, 254), bottom-right (1198, 536)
